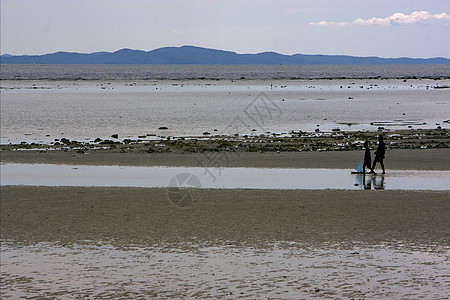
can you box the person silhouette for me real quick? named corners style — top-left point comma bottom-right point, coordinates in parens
top-left (363, 141), bottom-right (375, 174)
top-left (371, 135), bottom-right (386, 174)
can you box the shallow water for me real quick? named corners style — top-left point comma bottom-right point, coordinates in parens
top-left (1, 163), bottom-right (449, 191)
top-left (1, 240), bottom-right (449, 299)
top-left (1, 79), bottom-right (449, 144)
top-left (2, 64), bottom-right (450, 80)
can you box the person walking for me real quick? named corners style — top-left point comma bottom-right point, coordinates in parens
top-left (363, 141), bottom-right (375, 174)
top-left (371, 135), bottom-right (386, 174)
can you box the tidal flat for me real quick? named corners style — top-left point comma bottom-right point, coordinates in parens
top-left (1, 76), bottom-right (449, 298)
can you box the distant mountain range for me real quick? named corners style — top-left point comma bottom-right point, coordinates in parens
top-left (1, 45), bottom-right (449, 64)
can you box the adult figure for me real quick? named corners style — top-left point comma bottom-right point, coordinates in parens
top-left (372, 135), bottom-right (386, 174)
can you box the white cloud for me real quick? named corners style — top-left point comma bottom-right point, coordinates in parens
top-left (311, 11), bottom-right (450, 27)
top-left (353, 11), bottom-right (450, 26)
top-left (309, 21), bottom-right (349, 26)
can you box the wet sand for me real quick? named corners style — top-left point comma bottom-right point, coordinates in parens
top-left (2, 148), bottom-right (450, 170)
top-left (2, 147), bottom-right (449, 298)
top-left (2, 186), bottom-right (450, 298)
top-left (1, 186), bottom-right (449, 246)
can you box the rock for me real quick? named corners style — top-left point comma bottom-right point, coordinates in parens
top-left (203, 132), bottom-right (211, 135)
top-left (158, 126), bottom-right (169, 130)
top-left (348, 97), bottom-right (353, 99)
top-left (60, 138), bottom-right (70, 145)
top-left (111, 134), bottom-right (119, 139)
top-left (332, 128), bottom-right (340, 132)
top-left (94, 138), bottom-right (102, 143)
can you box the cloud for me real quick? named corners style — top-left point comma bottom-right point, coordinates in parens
top-left (354, 11), bottom-right (450, 25)
top-left (310, 11), bottom-right (450, 27)
top-left (309, 21), bottom-right (349, 26)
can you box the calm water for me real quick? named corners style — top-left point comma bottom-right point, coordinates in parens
top-left (2, 164), bottom-right (449, 191)
top-left (2, 64), bottom-right (450, 80)
top-left (1, 65), bottom-right (450, 143)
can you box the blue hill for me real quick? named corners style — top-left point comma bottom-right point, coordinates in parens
top-left (1, 45), bottom-right (449, 64)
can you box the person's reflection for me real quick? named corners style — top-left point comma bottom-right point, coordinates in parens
top-left (355, 174), bottom-right (385, 190)
top-left (363, 174), bottom-right (372, 190)
top-left (355, 174), bottom-right (372, 190)
top-left (373, 174), bottom-right (385, 190)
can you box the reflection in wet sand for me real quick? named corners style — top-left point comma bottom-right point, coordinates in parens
top-left (1, 240), bottom-right (448, 299)
top-left (356, 174), bottom-right (385, 190)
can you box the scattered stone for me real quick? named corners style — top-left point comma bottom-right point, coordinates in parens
top-left (60, 138), bottom-right (71, 145)
top-left (111, 134), bottom-right (119, 139)
top-left (94, 138), bottom-right (102, 143)
top-left (332, 128), bottom-right (340, 132)
top-left (203, 132), bottom-right (210, 135)
top-left (158, 127), bottom-right (169, 130)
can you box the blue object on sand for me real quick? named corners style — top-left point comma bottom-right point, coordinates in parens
top-left (355, 160), bottom-right (363, 173)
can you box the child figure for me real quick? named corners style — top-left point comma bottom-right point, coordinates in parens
top-left (363, 141), bottom-right (375, 174)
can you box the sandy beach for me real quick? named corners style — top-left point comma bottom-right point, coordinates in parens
top-left (2, 147), bottom-right (449, 170)
top-left (2, 146), bottom-right (449, 245)
top-left (2, 185), bottom-right (449, 246)
top-left (2, 147), bottom-right (450, 298)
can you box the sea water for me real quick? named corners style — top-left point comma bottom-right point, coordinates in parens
top-left (1, 65), bottom-right (449, 143)
top-left (2, 64), bottom-right (450, 80)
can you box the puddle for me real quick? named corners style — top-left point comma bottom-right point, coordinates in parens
top-left (1, 240), bottom-right (449, 299)
top-left (1, 163), bottom-right (449, 190)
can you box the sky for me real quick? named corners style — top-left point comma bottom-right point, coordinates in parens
top-left (1, 0), bottom-right (449, 58)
